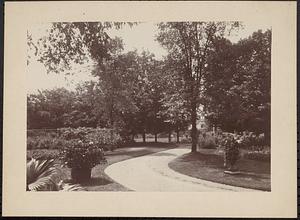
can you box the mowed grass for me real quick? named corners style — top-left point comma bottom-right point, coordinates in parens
top-left (27, 142), bottom-right (178, 191)
top-left (168, 148), bottom-right (271, 191)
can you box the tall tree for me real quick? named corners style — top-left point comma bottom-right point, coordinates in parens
top-left (91, 51), bottom-right (139, 130)
top-left (157, 22), bottom-right (240, 152)
top-left (159, 56), bottom-right (190, 143)
top-left (204, 29), bottom-right (271, 143)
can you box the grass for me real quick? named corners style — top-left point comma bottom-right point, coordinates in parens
top-left (27, 140), bottom-right (271, 191)
top-left (168, 148), bottom-right (271, 191)
top-left (27, 142), bottom-right (177, 191)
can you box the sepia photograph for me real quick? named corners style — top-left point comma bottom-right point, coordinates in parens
top-left (3, 1), bottom-right (296, 218)
top-left (26, 21), bottom-right (271, 192)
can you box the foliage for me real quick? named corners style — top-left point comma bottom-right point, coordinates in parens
top-left (59, 127), bottom-right (122, 150)
top-left (63, 81), bottom-right (100, 128)
top-left (85, 128), bottom-right (122, 150)
top-left (243, 149), bottom-right (270, 162)
top-left (237, 132), bottom-right (266, 150)
top-left (204, 30), bottom-right (271, 143)
top-left (219, 134), bottom-right (240, 170)
top-left (91, 51), bottom-right (140, 129)
top-left (27, 158), bottom-right (85, 191)
top-left (27, 149), bottom-right (60, 161)
top-left (28, 22), bottom-right (134, 73)
top-left (27, 127), bottom-right (122, 151)
top-left (27, 88), bottom-right (76, 129)
top-left (59, 140), bottom-right (107, 170)
top-left (58, 127), bottom-right (94, 141)
top-left (197, 132), bottom-right (217, 149)
top-left (157, 21), bottom-right (241, 152)
top-left (57, 181), bottom-right (85, 191)
top-left (27, 158), bottom-right (58, 191)
top-left (27, 136), bottom-right (70, 150)
top-left (28, 22), bottom-right (271, 148)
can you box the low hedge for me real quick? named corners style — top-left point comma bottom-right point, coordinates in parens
top-left (243, 151), bottom-right (270, 162)
top-left (27, 127), bottom-right (122, 151)
top-left (27, 149), bottom-right (60, 161)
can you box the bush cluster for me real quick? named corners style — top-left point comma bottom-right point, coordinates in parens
top-left (27, 149), bottom-right (60, 161)
top-left (27, 136), bottom-right (70, 150)
top-left (197, 131), bottom-right (218, 149)
top-left (59, 140), bottom-right (107, 169)
top-left (236, 132), bottom-right (267, 150)
top-left (244, 149), bottom-right (271, 162)
top-left (27, 127), bottom-right (122, 151)
top-left (85, 128), bottom-right (122, 151)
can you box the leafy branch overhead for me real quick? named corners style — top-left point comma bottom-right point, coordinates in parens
top-left (28, 22), bottom-right (136, 74)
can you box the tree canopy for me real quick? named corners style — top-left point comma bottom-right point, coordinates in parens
top-left (27, 22), bottom-right (271, 147)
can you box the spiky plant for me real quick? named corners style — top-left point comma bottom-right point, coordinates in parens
top-left (27, 158), bottom-right (57, 191)
top-left (57, 180), bottom-right (85, 191)
top-left (27, 158), bottom-right (86, 191)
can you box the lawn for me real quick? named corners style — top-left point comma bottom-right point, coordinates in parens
top-left (168, 148), bottom-right (271, 191)
top-left (27, 142), bottom-right (177, 191)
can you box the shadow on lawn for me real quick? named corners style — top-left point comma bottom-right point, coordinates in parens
top-left (179, 151), bottom-right (270, 175)
top-left (181, 152), bottom-right (223, 165)
top-left (80, 177), bottom-right (113, 186)
top-left (150, 152), bottom-right (177, 157)
top-left (120, 142), bottom-right (177, 148)
top-left (64, 177), bottom-right (113, 186)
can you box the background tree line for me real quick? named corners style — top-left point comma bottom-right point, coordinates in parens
top-left (27, 22), bottom-right (271, 149)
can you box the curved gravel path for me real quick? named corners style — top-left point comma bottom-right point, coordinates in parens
top-left (104, 148), bottom-right (260, 192)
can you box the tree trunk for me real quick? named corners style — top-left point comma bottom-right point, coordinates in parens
top-left (142, 130), bottom-right (146, 143)
top-left (168, 131), bottom-right (171, 143)
top-left (154, 133), bottom-right (158, 143)
top-left (176, 126), bottom-right (180, 143)
top-left (191, 101), bottom-right (198, 152)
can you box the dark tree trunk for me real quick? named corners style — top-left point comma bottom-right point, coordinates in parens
top-left (191, 101), bottom-right (198, 152)
top-left (168, 131), bottom-right (171, 143)
top-left (154, 133), bottom-right (158, 143)
top-left (176, 126), bottom-right (180, 143)
top-left (142, 130), bottom-right (146, 143)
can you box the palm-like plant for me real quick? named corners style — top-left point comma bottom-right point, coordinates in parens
top-left (27, 158), bottom-right (58, 191)
top-left (57, 180), bottom-right (85, 191)
top-left (27, 158), bottom-right (85, 191)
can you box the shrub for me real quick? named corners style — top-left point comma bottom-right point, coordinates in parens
top-left (27, 136), bottom-right (38, 150)
top-left (59, 140), bottom-right (106, 170)
top-left (85, 128), bottom-right (122, 151)
top-left (59, 127), bottom-right (121, 151)
top-left (58, 127), bottom-right (93, 141)
top-left (244, 149), bottom-right (271, 162)
top-left (59, 139), bottom-right (107, 182)
top-left (27, 150), bottom-right (60, 161)
top-left (27, 127), bottom-right (122, 151)
top-left (197, 132), bottom-right (217, 149)
top-left (238, 132), bottom-right (267, 150)
top-left (27, 136), bottom-right (71, 150)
